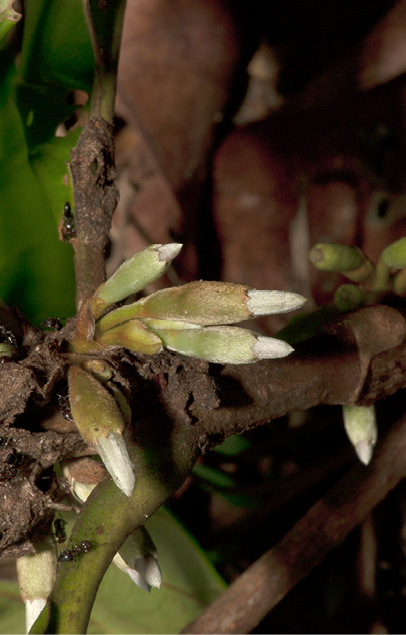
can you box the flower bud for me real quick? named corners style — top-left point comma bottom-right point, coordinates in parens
top-left (92, 243), bottom-right (183, 318)
top-left (382, 236), bottom-right (406, 268)
top-left (342, 404), bottom-right (377, 465)
top-left (334, 284), bottom-right (365, 312)
top-left (96, 281), bottom-right (306, 332)
top-left (310, 244), bottom-right (365, 272)
top-left (68, 366), bottom-right (135, 496)
top-left (113, 527), bottom-right (162, 592)
top-left (144, 322), bottom-right (294, 364)
top-left (16, 537), bottom-right (57, 633)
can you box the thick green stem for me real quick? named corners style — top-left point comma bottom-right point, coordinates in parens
top-left (30, 422), bottom-right (198, 634)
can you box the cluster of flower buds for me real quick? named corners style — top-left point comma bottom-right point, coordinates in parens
top-left (90, 243), bottom-right (306, 365)
top-left (67, 243), bottom-right (305, 498)
top-left (309, 241), bottom-right (398, 464)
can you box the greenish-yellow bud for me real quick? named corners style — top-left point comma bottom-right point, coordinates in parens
top-left (68, 366), bottom-right (135, 496)
top-left (334, 284), bottom-right (365, 312)
top-left (342, 404), bottom-right (377, 465)
top-left (145, 323), bottom-right (294, 364)
top-left (96, 282), bottom-right (306, 332)
top-left (382, 236), bottom-right (406, 268)
top-left (92, 243), bottom-right (182, 318)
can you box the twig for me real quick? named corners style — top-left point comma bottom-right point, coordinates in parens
top-left (183, 411), bottom-right (406, 634)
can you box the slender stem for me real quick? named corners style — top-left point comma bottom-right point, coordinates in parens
top-left (83, 0), bottom-right (127, 121)
top-left (30, 422), bottom-right (198, 634)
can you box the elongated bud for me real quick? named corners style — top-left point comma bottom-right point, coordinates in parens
top-left (382, 236), bottom-right (406, 268)
top-left (113, 527), bottom-right (162, 592)
top-left (68, 366), bottom-right (135, 496)
top-left (96, 318), bottom-right (163, 355)
top-left (92, 243), bottom-right (183, 318)
top-left (16, 537), bottom-right (57, 634)
top-left (310, 244), bottom-right (365, 271)
top-left (334, 284), bottom-right (365, 312)
top-left (310, 243), bottom-right (375, 283)
top-left (96, 281), bottom-right (306, 332)
top-left (342, 404), bottom-right (377, 465)
top-left (144, 322), bottom-right (294, 364)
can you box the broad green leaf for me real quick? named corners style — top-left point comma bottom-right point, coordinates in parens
top-left (30, 129), bottom-right (81, 224)
top-left (89, 506), bottom-right (226, 634)
top-left (19, 0), bottom-right (93, 91)
top-left (0, 577), bottom-right (25, 634)
top-left (0, 53), bottom-right (75, 323)
top-left (16, 0), bottom-right (93, 147)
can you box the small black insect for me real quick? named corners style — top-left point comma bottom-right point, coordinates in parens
top-left (62, 202), bottom-right (76, 241)
top-left (6, 449), bottom-right (24, 466)
top-left (41, 317), bottom-right (64, 331)
top-left (54, 518), bottom-right (68, 544)
top-left (0, 326), bottom-right (17, 347)
top-left (57, 540), bottom-right (95, 563)
top-left (57, 393), bottom-right (74, 422)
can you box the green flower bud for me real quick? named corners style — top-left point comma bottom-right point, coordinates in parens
top-left (16, 537), bottom-right (57, 633)
top-left (382, 236), bottom-right (406, 268)
top-left (334, 284), bottom-right (365, 312)
top-left (310, 244), bottom-right (365, 271)
top-left (96, 318), bottom-right (163, 354)
top-left (310, 243), bottom-right (374, 282)
top-left (68, 366), bottom-right (135, 496)
top-left (96, 281), bottom-right (306, 332)
top-left (92, 243), bottom-right (183, 318)
top-left (145, 322), bottom-right (294, 364)
top-left (342, 404), bottom-right (377, 465)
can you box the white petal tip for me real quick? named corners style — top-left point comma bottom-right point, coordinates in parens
top-left (253, 336), bottom-right (294, 359)
top-left (127, 568), bottom-right (151, 592)
top-left (96, 433), bottom-right (136, 497)
top-left (158, 243), bottom-right (183, 263)
top-left (247, 290), bottom-right (307, 316)
top-left (25, 598), bottom-right (46, 633)
top-left (355, 440), bottom-right (374, 465)
top-left (136, 554), bottom-right (162, 589)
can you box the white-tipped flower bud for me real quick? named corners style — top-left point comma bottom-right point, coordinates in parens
top-left (16, 537), bottom-right (57, 633)
top-left (96, 281), bottom-right (306, 333)
top-left (113, 527), bottom-right (162, 592)
top-left (92, 243), bottom-right (183, 318)
top-left (68, 366), bottom-right (135, 497)
top-left (342, 404), bottom-right (378, 465)
top-left (144, 322), bottom-right (294, 364)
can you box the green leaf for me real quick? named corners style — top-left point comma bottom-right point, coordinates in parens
top-left (16, 0), bottom-right (93, 147)
top-left (29, 130), bottom-right (81, 225)
top-left (89, 506), bottom-right (226, 634)
top-left (0, 578), bottom-right (26, 634)
top-left (0, 53), bottom-right (75, 322)
top-left (19, 0), bottom-right (93, 91)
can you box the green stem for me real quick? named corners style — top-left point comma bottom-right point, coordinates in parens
top-left (30, 423), bottom-right (198, 634)
top-left (83, 0), bottom-right (127, 121)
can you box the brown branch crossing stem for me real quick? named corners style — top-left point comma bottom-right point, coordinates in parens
top-left (183, 411), bottom-right (406, 634)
